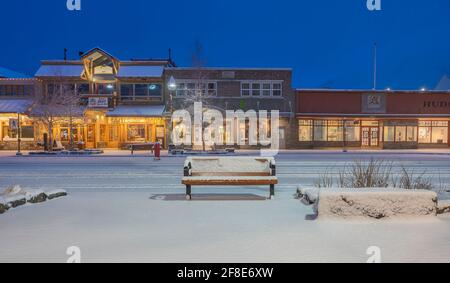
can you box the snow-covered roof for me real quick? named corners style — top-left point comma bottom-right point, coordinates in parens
top-left (106, 105), bottom-right (165, 117)
top-left (436, 75), bottom-right (450, 91)
top-left (35, 65), bottom-right (83, 77)
top-left (117, 66), bottom-right (164, 78)
top-left (0, 99), bottom-right (33, 114)
top-left (0, 67), bottom-right (29, 79)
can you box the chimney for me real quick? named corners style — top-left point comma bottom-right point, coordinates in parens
top-left (64, 48), bottom-right (68, 61)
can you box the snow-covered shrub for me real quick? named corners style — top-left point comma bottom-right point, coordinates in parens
top-left (398, 167), bottom-right (433, 191)
top-left (1, 185), bottom-right (26, 197)
top-left (338, 159), bottom-right (392, 188)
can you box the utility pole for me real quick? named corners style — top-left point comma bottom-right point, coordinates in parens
top-left (373, 43), bottom-right (377, 90)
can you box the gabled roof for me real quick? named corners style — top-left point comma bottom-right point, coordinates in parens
top-left (35, 64), bottom-right (83, 77)
top-left (0, 67), bottom-right (29, 79)
top-left (81, 47), bottom-right (118, 61)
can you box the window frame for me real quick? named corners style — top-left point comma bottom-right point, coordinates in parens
top-left (240, 81), bottom-right (283, 97)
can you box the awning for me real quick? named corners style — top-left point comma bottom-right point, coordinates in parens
top-left (0, 99), bottom-right (33, 114)
top-left (117, 66), bottom-right (164, 78)
top-left (106, 105), bottom-right (165, 117)
top-left (35, 65), bottom-right (83, 77)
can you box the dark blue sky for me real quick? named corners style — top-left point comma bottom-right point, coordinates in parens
top-left (1, 0), bottom-right (449, 90)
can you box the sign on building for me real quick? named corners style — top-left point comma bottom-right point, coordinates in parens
top-left (9, 119), bottom-right (19, 130)
top-left (362, 93), bottom-right (386, 114)
top-left (88, 97), bottom-right (109, 108)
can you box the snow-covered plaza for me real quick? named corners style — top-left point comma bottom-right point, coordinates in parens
top-left (1, 151), bottom-right (450, 263)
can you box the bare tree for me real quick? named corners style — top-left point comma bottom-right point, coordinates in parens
top-left (178, 41), bottom-right (223, 151)
top-left (32, 78), bottom-right (82, 151)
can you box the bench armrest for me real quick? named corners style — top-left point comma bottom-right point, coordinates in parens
top-left (270, 162), bottom-right (276, 176)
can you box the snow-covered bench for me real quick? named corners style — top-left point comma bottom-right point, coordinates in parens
top-left (182, 157), bottom-right (277, 200)
top-left (298, 187), bottom-right (438, 219)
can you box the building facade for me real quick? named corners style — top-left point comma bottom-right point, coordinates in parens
top-left (296, 89), bottom-right (450, 149)
top-left (1, 48), bottom-right (449, 151)
top-left (164, 68), bottom-right (297, 149)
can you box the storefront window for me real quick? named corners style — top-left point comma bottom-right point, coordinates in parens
top-left (432, 126), bottom-right (448, 144)
top-left (99, 125), bottom-right (107, 142)
top-left (109, 125), bottom-right (119, 142)
top-left (395, 126), bottom-right (407, 142)
top-left (327, 121), bottom-right (343, 142)
top-left (385, 125), bottom-right (418, 143)
top-left (419, 121), bottom-right (448, 144)
top-left (384, 126), bottom-right (395, 142)
top-left (60, 127), bottom-right (69, 141)
top-left (128, 125), bottom-right (146, 142)
top-left (298, 120), bottom-right (313, 141)
top-left (407, 127), bottom-right (417, 142)
top-left (313, 120), bottom-right (327, 141)
top-left (344, 121), bottom-right (360, 142)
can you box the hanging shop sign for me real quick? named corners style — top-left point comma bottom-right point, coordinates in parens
top-left (88, 97), bottom-right (109, 108)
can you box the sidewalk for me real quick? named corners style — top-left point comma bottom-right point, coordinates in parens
top-left (2, 148), bottom-right (450, 158)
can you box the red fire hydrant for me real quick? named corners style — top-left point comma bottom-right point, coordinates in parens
top-left (154, 142), bottom-right (161, 161)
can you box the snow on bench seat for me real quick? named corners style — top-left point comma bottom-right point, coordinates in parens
top-left (298, 187), bottom-right (438, 219)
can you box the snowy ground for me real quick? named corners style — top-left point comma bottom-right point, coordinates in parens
top-left (1, 151), bottom-right (450, 263)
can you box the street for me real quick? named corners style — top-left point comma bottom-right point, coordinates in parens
top-left (0, 151), bottom-right (450, 263)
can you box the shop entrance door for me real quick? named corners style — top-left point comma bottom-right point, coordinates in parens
top-left (362, 127), bottom-right (379, 147)
top-left (85, 124), bottom-right (96, 149)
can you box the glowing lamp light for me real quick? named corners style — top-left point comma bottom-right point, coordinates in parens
top-left (168, 76), bottom-right (177, 91)
top-left (107, 84), bottom-right (114, 89)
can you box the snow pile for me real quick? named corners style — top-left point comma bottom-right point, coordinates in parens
top-left (298, 188), bottom-right (438, 219)
top-left (437, 200), bottom-right (450, 215)
top-left (25, 190), bottom-right (47, 204)
top-left (0, 186), bottom-right (67, 215)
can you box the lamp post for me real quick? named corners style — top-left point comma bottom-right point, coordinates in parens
top-left (167, 76), bottom-right (177, 148)
top-left (343, 120), bottom-right (348, 153)
top-left (16, 112), bottom-right (22, 156)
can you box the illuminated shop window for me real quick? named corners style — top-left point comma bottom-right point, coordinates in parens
top-left (418, 121), bottom-right (448, 144)
top-left (344, 121), bottom-right (360, 142)
top-left (298, 120), bottom-right (313, 141)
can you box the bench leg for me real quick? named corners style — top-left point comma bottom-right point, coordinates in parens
top-left (186, 185), bottom-right (192, 200)
top-left (270, 184), bottom-right (275, 199)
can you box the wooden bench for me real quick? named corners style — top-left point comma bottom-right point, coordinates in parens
top-left (182, 157), bottom-right (278, 200)
top-left (129, 143), bottom-right (155, 155)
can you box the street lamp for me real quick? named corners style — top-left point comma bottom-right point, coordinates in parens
top-left (168, 76), bottom-right (177, 92)
top-left (167, 76), bottom-right (177, 151)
